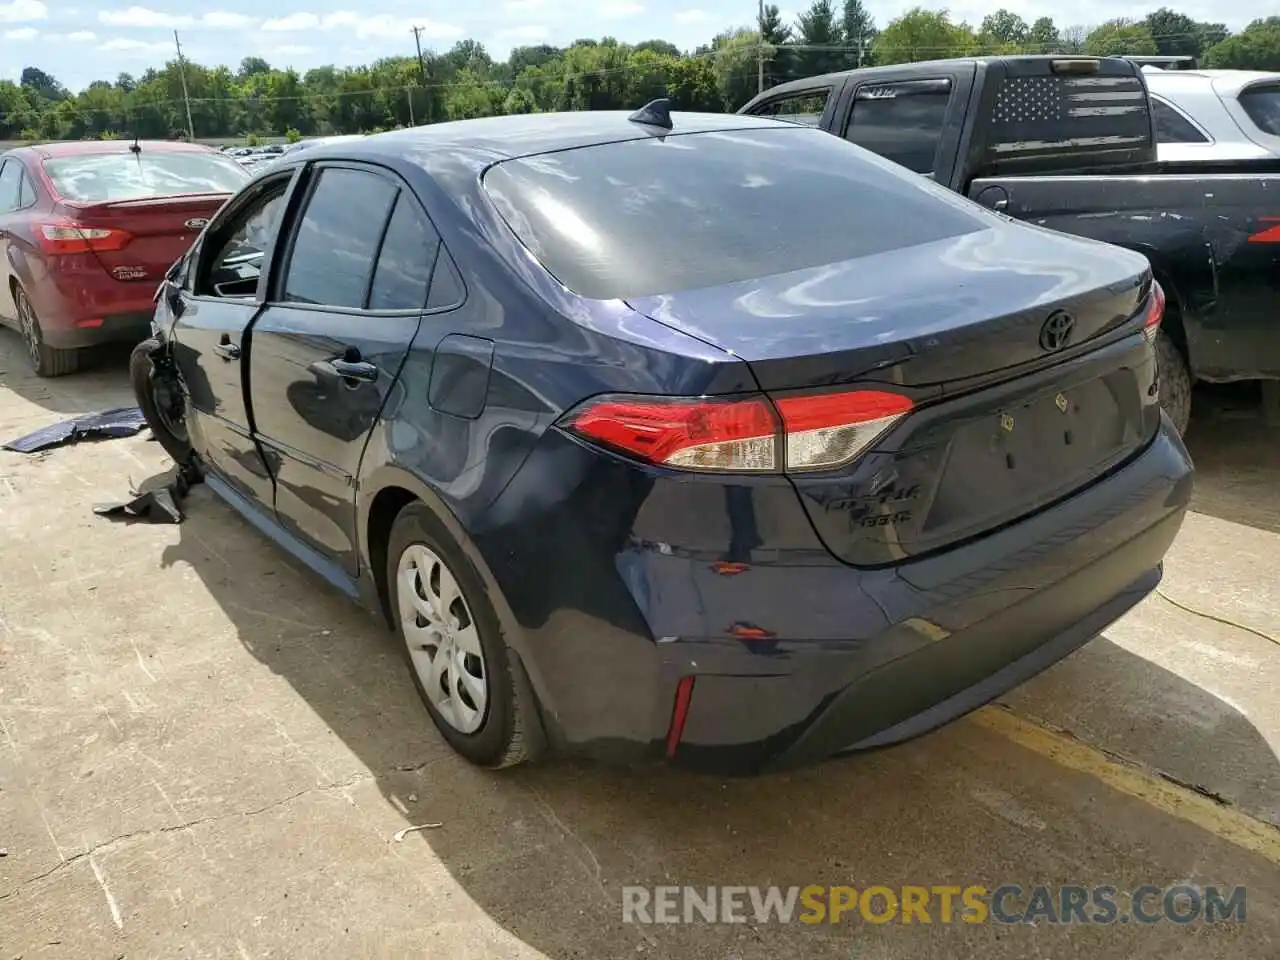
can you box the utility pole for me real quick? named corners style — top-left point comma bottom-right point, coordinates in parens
top-left (173, 30), bottom-right (196, 141)
top-left (757, 0), bottom-right (765, 94)
top-left (411, 25), bottom-right (429, 125)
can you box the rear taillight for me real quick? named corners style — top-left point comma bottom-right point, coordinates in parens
top-left (560, 388), bottom-right (913, 474)
top-left (1142, 281), bottom-right (1165, 344)
top-left (36, 222), bottom-right (132, 256)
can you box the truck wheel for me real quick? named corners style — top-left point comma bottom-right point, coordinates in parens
top-left (1155, 331), bottom-right (1191, 436)
top-left (15, 287), bottom-right (79, 378)
top-left (130, 338), bottom-right (194, 464)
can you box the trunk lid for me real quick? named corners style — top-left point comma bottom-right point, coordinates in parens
top-left (61, 194), bottom-right (228, 285)
top-left (627, 223), bottom-right (1161, 567)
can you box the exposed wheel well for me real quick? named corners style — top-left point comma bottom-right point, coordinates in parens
top-left (367, 485), bottom-right (420, 628)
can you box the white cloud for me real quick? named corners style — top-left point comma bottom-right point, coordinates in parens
top-left (674, 8), bottom-right (708, 23)
top-left (3, 24), bottom-right (36, 38)
top-left (598, 1), bottom-right (644, 18)
top-left (497, 24), bottom-right (550, 41)
top-left (262, 11), bottom-right (461, 41)
top-left (66, 28), bottom-right (94, 39)
top-left (273, 43), bottom-right (313, 55)
top-left (0, 0), bottom-right (45, 23)
top-left (502, 0), bottom-right (546, 12)
top-left (97, 7), bottom-right (256, 29)
top-left (101, 35), bottom-right (169, 51)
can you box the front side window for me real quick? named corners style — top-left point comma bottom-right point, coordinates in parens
top-left (197, 179), bottom-right (290, 298)
top-left (845, 82), bottom-right (951, 175)
top-left (751, 90), bottom-right (830, 127)
top-left (42, 150), bottom-right (248, 202)
top-left (282, 167), bottom-right (398, 309)
top-left (1152, 98), bottom-right (1209, 144)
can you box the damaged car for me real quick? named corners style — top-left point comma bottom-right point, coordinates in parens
top-left (131, 107), bottom-right (1194, 775)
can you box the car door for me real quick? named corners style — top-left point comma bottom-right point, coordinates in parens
top-left (246, 161), bottom-right (436, 576)
top-left (170, 167), bottom-right (299, 506)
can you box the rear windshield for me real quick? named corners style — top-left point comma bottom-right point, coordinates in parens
top-left (482, 126), bottom-right (987, 301)
top-left (1240, 84), bottom-right (1280, 136)
top-left (43, 150), bottom-right (248, 203)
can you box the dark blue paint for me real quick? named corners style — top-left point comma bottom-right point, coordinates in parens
top-left (152, 112), bottom-right (1194, 773)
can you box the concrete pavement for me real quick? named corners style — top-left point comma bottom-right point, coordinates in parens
top-left (1, 331), bottom-right (1278, 959)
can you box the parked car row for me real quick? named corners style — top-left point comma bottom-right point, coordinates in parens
top-left (122, 59), bottom-right (1195, 776)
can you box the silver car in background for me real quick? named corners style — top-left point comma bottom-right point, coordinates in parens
top-left (1142, 67), bottom-right (1280, 165)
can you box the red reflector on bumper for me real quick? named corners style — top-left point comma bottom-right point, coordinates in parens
top-left (665, 676), bottom-right (696, 758)
top-left (75, 318), bottom-right (105, 328)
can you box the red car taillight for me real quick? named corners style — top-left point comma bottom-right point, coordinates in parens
top-left (1142, 281), bottom-right (1165, 344)
top-left (36, 221), bottom-right (132, 256)
top-left (561, 388), bottom-right (913, 474)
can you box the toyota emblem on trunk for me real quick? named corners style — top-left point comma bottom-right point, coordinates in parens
top-left (1039, 311), bottom-right (1075, 352)
top-left (184, 217), bottom-right (209, 229)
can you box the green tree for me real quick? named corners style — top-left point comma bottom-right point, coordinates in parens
top-left (1028, 17), bottom-right (1060, 51)
top-left (705, 28), bottom-right (761, 110)
top-left (979, 9), bottom-right (1030, 48)
top-left (1203, 17), bottom-right (1280, 70)
top-left (760, 3), bottom-right (796, 86)
top-left (502, 86), bottom-right (539, 114)
top-left (873, 8), bottom-right (977, 64)
top-left (1084, 19), bottom-right (1158, 56)
top-left (795, 0), bottom-right (845, 77)
top-left (841, 0), bottom-right (877, 67)
top-left (1143, 8), bottom-right (1222, 59)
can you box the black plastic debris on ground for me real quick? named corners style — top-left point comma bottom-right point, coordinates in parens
top-left (94, 460), bottom-right (203, 525)
top-left (2, 407), bottom-right (149, 453)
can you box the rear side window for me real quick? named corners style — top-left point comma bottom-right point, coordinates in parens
top-left (845, 81), bottom-right (951, 174)
top-left (42, 150), bottom-right (249, 202)
top-left (368, 195), bottom-right (441, 311)
top-left (482, 126), bottom-right (986, 301)
top-left (1239, 84), bottom-right (1280, 136)
top-left (1152, 98), bottom-right (1208, 143)
top-left (283, 167), bottom-right (397, 308)
top-left (751, 90), bottom-right (830, 126)
top-left (0, 160), bottom-right (21, 212)
top-left (17, 170), bottom-right (36, 207)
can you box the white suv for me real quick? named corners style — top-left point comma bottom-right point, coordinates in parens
top-left (1142, 68), bottom-right (1280, 164)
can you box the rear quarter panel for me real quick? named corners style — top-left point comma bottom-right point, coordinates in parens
top-left (967, 172), bottom-right (1280, 380)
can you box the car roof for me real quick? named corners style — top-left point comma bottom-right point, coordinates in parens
top-left (24, 140), bottom-right (219, 158)
top-left (340, 110), bottom-right (792, 163)
top-left (1145, 69), bottom-right (1280, 97)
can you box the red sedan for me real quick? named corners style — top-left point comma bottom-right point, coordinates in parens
top-left (0, 140), bottom-right (249, 376)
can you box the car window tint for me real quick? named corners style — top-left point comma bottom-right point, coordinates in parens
top-left (427, 248), bottom-right (465, 309)
top-left (751, 90), bottom-right (830, 126)
top-left (283, 167), bottom-right (397, 308)
top-left (367, 195), bottom-right (440, 311)
top-left (846, 84), bottom-right (950, 174)
top-left (18, 170), bottom-right (36, 207)
top-left (1239, 84), bottom-right (1280, 136)
top-left (1152, 99), bottom-right (1208, 144)
top-left (42, 150), bottom-right (248, 202)
top-left (0, 161), bottom-right (21, 212)
top-left (483, 125), bottom-right (986, 301)
top-left (199, 179), bottom-right (289, 298)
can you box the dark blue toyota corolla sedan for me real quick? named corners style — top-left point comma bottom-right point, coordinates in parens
top-left (132, 107), bottom-right (1193, 775)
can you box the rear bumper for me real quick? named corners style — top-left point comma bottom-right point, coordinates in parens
top-left (478, 416), bottom-right (1193, 775)
top-left (28, 259), bottom-right (156, 349)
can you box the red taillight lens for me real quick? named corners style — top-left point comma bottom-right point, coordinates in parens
top-left (561, 388), bottom-right (913, 474)
top-left (36, 222), bottom-right (132, 256)
top-left (1142, 281), bottom-right (1165, 343)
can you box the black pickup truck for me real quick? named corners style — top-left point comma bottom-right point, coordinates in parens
top-left (740, 56), bottom-right (1280, 433)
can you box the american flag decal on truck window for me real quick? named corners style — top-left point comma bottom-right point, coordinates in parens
top-left (989, 75), bottom-right (1150, 155)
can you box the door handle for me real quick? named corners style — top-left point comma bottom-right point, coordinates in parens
top-left (327, 359), bottom-right (379, 384)
top-left (213, 338), bottom-right (240, 361)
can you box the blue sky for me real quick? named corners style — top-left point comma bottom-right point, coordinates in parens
top-left (1, 0), bottom-right (1271, 92)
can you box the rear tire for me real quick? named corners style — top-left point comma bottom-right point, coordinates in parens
top-left (387, 501), bottom-right (540, 769)
top-left (1155, 330), bottom-right (1192, 436)
top-left (130, 338), bottom-right (194, 464)
top-left (14, 287), bottom-right (79, 378)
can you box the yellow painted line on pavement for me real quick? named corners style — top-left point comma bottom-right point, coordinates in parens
top-left (971, 706), bottom-right (1280, 866)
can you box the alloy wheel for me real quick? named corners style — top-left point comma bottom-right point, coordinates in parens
top-left (397, 543), bottom-right (489, 734)
top-left (15, 292), bottom-right (40, 371)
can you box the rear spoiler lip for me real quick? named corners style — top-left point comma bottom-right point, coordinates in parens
top-left (60, 192), bottom-right (234, 212)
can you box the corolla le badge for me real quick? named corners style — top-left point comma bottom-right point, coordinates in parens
top-left (184, 217), bottom-right (209, 229)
